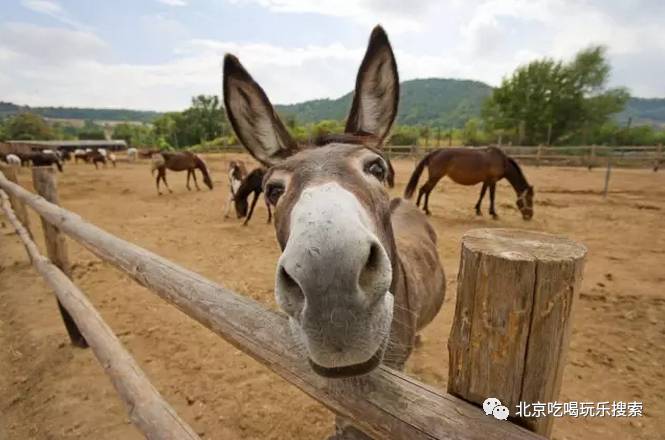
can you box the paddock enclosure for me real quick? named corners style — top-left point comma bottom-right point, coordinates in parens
top-left (1, 153), bottom-right (664, 439)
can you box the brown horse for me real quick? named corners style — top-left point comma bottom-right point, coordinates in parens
top-left (224, 25), bottom-right (446, 439)
top-left (404, 147), bottom-right (534, 220)
top-left (223, 160), bottom-right (247, 218)
top-left (233, 167), bottom-right (271, 226)
top-left (151, 151), bottom-right (213, 195)
top-left (30, 152), bottom-right (64, 172)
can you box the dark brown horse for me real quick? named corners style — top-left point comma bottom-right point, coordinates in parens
top-left (85, 151), bottom-right (107, 169)
top-left (151, 151), bottom-right (213, 195)
top-left (30, 152), bottom-right (64, 172)
top-left (405, 146), bottom-right (534, 220)
top-left (233, 167), bottom-right (271, 226)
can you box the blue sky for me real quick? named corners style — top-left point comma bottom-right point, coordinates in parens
top-left (1, 0), bottom-right (664, 111)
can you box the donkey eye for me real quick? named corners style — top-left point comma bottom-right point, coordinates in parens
top-left (266, 183), bottom-right (285, 205)
top-left (364, 159), bottom-right (386, 181)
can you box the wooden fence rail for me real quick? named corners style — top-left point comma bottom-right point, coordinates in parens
top-left (0, 170), bottom-right (542, 439)
top-left (0, 189), bottom-right (200, 440)
top-left (384, 144), bottom-right (663, 170)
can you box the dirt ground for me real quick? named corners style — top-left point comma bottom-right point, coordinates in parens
top-left (1, 153), bottom-right (663, 440)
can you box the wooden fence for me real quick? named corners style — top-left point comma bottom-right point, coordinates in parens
top-left (384, 144), bottom-right (664, 169)
top-left (0, 165), bottom-right (589, 439)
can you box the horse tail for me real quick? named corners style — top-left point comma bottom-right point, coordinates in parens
top-left (151, 153), bottom-right (165, 175)
top-left (404, 150), bottom-right (436, 199)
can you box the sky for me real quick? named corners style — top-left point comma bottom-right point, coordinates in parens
top-left (1, 0), bottom-right (664, 111)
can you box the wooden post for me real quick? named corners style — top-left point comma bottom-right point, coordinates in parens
top-left (589, 145), bottom-right (596, 169)
top-left (0, 164), bottom-right (32, 238)
top-left (0, 190), bottom-right (200, 440)
top-left (546, 123), bottom-right (552, 146)
top-left (448, 229), bottom-right (586, 438)
top-left (536, 145), bottom-right (542, 167)
top-left (32, 167), bottom-right (88, 348)
top-left (603, 157), bottom-right (612, 198)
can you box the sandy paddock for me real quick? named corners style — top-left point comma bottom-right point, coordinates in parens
top-left (1, 153), bottom-right (664, 440)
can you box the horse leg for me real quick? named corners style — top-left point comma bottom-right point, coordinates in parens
top-left (223, 192), bottom-right (233, 219)
top-left (418, 175), bottom-right (441, 215)
top-left (156, 170), bottom-right (162, 195)
top-left (186, 170), bottom-right (191, 191)
top-left (243, 192), bottom-right (260, 226)
top-left (162, 170), bottom-right (173, 193)
top-left (475, 182), bottom-right (488, 216)
top-left (489, 182), bottom-right (498, 219)
top-left (192, 170), bottom-right (200, 191)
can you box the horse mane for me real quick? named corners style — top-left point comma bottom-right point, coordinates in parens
top-left (505, 155), bottom-right (530, 191)
top-left (193, 154), bottom-right (211, 179)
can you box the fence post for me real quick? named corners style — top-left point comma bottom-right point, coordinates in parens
top-left (536, 145), bottom-right (542, 167)
top-left (0, 164), bottom-right (32, 238)
top-left (448, 228), bottom-right (586, 438)
top-left (32, 166), bottom-right (88, 348)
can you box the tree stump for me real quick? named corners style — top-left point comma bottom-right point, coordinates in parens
top-left (448, 228), bottom-right (586, 437)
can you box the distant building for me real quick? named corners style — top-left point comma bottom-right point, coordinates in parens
top-left (4, 140), bottom-right (128, 153)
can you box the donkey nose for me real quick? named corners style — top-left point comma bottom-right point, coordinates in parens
top-left (358, 241), bottom-right (392, 304)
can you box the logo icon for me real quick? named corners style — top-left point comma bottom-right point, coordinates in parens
top-left (483, 397), bottom-right (510, 420)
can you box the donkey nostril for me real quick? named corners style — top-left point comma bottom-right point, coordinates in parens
top-left (278, 265), bottom-right (305, 311)
top-left (358, 242), bottom-right (389, 302)
top-left (365, 243), bottom-right (381, 272)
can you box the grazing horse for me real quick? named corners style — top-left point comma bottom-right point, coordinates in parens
top-left (224, 26), bottom-right (446, 439)
top-left (233, 167), bottom-right (271, 226)
top-left (31, 152), bottom-right (63, 172)
top-left (151, 151), bottom-right (213, 195)
top-left (223, 160), bottom-right (247, 218)
top-left (404, 147), bottom-right (535, 220)
top-left (86, 151), bottom-right (107, 169)
top-left (59, 149), bottom-right (71, 161)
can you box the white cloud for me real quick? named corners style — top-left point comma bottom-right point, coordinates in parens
top-left (2, 1), bottom-right (665, 111)
top-left (21, 0), bottom-right (88, 30)
top-left (229, 0), bottom-right (439, 33)
top-left (156, 0), bottom-right (188, 6)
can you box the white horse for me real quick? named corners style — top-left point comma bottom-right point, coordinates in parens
top-left (98, 148), bottom-right (108, 157)
top-left (127, 147), bottom-right (138, 161)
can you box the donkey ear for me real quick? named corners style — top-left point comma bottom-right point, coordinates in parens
top-left (345, 25), bottom-right (399, 144)
top-left (223, 54), bottom-right (299, 167)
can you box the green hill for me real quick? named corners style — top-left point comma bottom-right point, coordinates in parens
top-left (617, 97), bottom-right (665, 126)
top-left (2, 80), bottom-right (665, 129)
top-left (276, 78), bottom-right (493, 128)
top-left (0, 102), bottom-right (161, 123)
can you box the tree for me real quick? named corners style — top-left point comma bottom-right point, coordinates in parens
top-left (483, 46), bottom-right (629, 145)
top-left (4, 112), bottom-right (54, 140)
top-left (78, 120), bottom-right (106, 140)
top-left (112, 123), bottom-right (155, 146)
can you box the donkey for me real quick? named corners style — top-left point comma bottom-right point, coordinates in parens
top-left (223, 160), bottom-right (247, 218)
top-left (405, 147), bottom-right (535, 220)
top-left (151, 151), bottom-right (213, 195)
top-left (224, 26), bottom-right (446, 438)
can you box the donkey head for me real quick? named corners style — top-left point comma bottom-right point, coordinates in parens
top-left (224, 26), bottom-right (399, 378)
